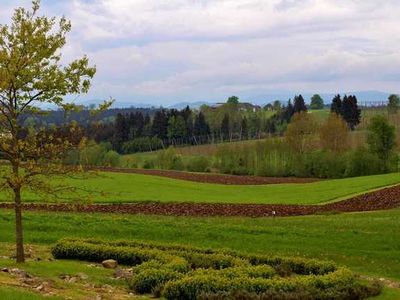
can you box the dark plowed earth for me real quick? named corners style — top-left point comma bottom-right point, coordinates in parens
top-left (0, 185), bottom-right (399, 217)
top-left (89, 166), bottom-right (319, 185)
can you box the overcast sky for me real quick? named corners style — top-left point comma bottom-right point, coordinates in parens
top-left (1, 0), bottom-right (400, 105)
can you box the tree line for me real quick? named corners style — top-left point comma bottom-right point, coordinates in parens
top-left (85, 93), bottom-right (364, 154)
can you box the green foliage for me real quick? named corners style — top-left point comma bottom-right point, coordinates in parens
top-left (344, 148), bottom-right (383, 177)
top-left (162, 268), bottom-right (373, 300)
top-left (297, 151), bottom-right (347, 178)
top-left (156, 147), bottom-right (184, 170)
top-left (102, 150), bottom-right (120, 167)
top-left (51, 238), bottom-right (380, 300)
top-left (310, 94), bottom-right (324, 109)
top-left (227, 96), bottom-right (239, 105)
top-left (121, 137), bottom-right (163, 154)
top-left (168, 115), bottom-right (188, 139)
top-left (388, 94), bottom-right (400, 114)
top-left (129, 267), bottom-right (183, 294)
top-left (79, 141), bottom-right (121, 166)
top-left (186, 156), bottom-right (210, 172)
top-left (367, 115), bottom-right (397, 171)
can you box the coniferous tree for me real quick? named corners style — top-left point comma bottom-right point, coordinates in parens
top-left (342, 95), bottom-right (361, 130)
top-left (330, 94), bottom-right (342, 115)
top-left (241, 116), bottom-right (248, 139)
top-left (283, 99), bottom-right (294, 122)
top-left (194, 112), bottom-right (210, 136)
top-left (128, 112), bottom-right (136, 140)
top-left (143, 114), bottom-right (151, 136)
top-left (221, 114), bottom-right (230, 140)
top-left (293, 94), bottom-right (307, 113)
top-left (152, 110), bottom-right (168, 139)
top-left (181, 106), bottom-right (193, 136)
top-left (113, 113), bottom-right (129, 151)
top-left (134, 112), bottom-right (144, 137)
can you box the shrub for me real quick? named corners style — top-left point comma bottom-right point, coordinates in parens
top-left (344, 148), bottom-right (383, 177)
top-left (102, 150), bottom-right (121, 167)
top-left (51, 238), bottom-right (381, 300)
top-left (156, 147), bottom-right (184, 170)
top-left (186, 156), bottom-right (210, 172)
top-left (301, 151), bottom-right (347, 179)
top-left (163, 268), bottom-right (364, 300)
top-left (129, 267), bottom-right (182, 294)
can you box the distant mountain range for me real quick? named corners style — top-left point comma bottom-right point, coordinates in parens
top-left (75, 90), bottom-right (392, 109)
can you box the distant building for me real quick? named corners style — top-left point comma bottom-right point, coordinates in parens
top-left (209, 102), bottom-right (261, 112)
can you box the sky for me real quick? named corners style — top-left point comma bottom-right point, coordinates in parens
top-left (1, 0), bottom-right (400, 106)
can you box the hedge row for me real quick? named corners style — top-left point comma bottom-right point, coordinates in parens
top-left (51, 238), bottom-right (381, 299)
top-left (52, 238), bottom-right (334, 275)
top-left (164, 267), bottom-right (382, 299)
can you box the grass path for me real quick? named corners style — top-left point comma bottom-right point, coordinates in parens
top-left (1, 172), bottom-right (398, 205)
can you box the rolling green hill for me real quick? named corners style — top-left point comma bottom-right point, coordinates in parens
top-left (2, 171), bottom-right (398, 205)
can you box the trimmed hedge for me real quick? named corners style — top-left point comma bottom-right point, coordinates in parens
top-left (51, 238), bottom-right (381, 299)
top-left (129, 267), bottom-right (183, 294)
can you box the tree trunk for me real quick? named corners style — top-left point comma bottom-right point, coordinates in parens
top-left (14, 186), bottom-right (24, 263)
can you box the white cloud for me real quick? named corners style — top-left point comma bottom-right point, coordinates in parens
top-left (1, 0), bottom-right (400, 104)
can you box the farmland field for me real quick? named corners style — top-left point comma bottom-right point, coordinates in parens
top-left (0, 171), bottom-right (398, 205)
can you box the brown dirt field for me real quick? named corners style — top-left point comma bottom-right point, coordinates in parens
top-left (0, 185), bottom-right (399, 218)
top-left (89, 166), bottom-right (320, 185)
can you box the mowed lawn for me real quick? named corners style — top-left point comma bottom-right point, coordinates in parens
top-left (0, 209), bottom-right (399, 281)
top-left (0, 172), bottom-right (398, 205)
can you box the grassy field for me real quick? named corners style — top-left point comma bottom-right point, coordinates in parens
top-left (0, 209), bottom-right (399, 281)
top-left (0, 286), bottom-right (60, 299)
top-left (1, 172), bottom-right (398, 205)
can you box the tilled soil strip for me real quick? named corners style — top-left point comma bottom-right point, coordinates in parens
top-left (0, 185), bottom-right (399, 217)
top-left (89, 166), bottom-right (320, 185)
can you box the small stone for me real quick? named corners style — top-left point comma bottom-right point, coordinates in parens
top-left (36, 284), bottom-right (44, 291)
top-left (10, 268), bottom-right (30, 278)
top-left (102, 259), bottom-right (118, 269)
top-left (77, 272), bottom-right (88, 280)
top-left (1, 268), bottom-right (9, 272)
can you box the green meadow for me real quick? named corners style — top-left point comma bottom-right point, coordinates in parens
top-left (0, 171), bottom-right (398, 205)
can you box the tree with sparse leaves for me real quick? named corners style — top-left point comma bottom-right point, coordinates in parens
top-left (285, 112), bottom-right (317, 154)
top-left (319, 114), bottom-right (349, 153)
top-left (0, 1), bottom-right (103, 263)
